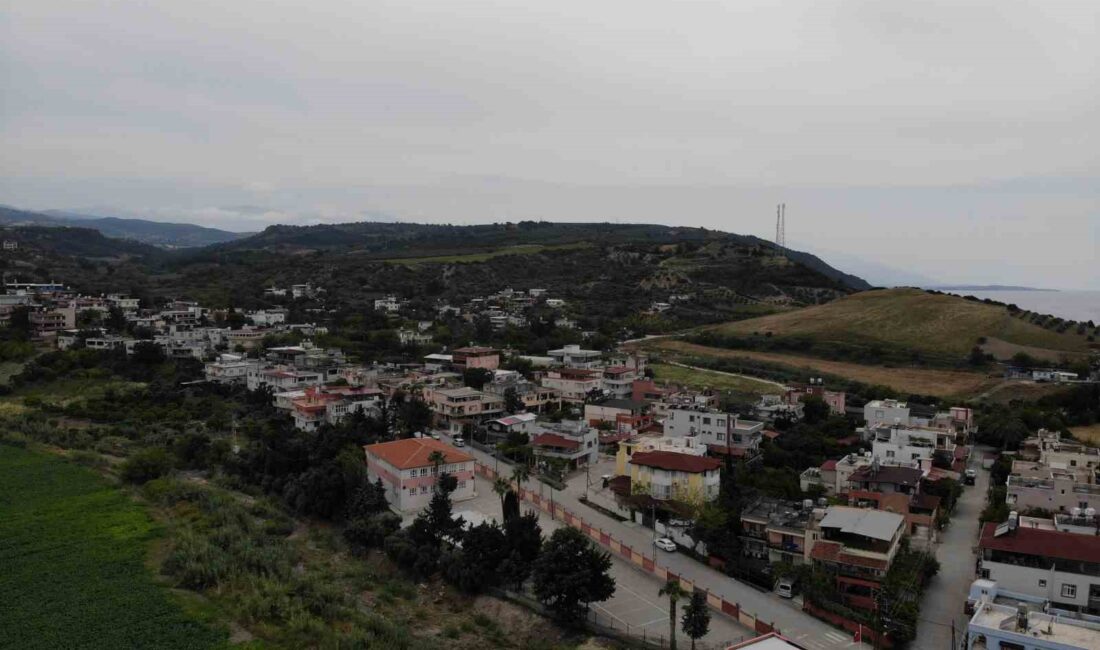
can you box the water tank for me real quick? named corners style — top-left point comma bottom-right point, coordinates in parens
top-left (1086, 507), bottom-right (1097, 518)
top-left (1072, 507), bottom-right (1083, 517)
top-left (803, 499), bottom-right (814, 510)
top-left (817, 497), bottom-right (828, 507)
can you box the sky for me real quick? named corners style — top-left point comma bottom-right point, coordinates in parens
top-left (1, 1), bottom-right (1097, 289)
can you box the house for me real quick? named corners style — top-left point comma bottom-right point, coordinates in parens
top-left (482, 377), bottom-right (561, 413)
top-left (483, 412), bottom-right (540, 443)
top-left (204, 355), bottom-right (259, 384)
top-left (977, 513), bottom-right (1100, 614)
top-left (364, 438), bottom-right (476, 514)
top-left (227, 328), bottom-right (267, 351)
top-left (548, 344), bottom-right (602, 369)
top-left (374, 296), bottom-right (401, 312)
top-left (614, 435), bottom-right (708, 476)
top-left (246, 366), bottom-right (325, 392)
top-left (451, 346), bottom-right (499, 370)
top-left (847, 463), bottom-right (925, 496)
top-left (785, 380), bottom-right (846, 415)
top-left (846, 465), bottom-right (939, 544)
top-left (530, 420), bottom-right (599, 469)
top-left (625, 450), bottom-right (722, 503)
top-left (863, 399), bottom-right (910, 428)
top-left (754, 394), bottom-right (804, 422)
top-left (397, 329), bottom-right (433, 346)
top-left (290, 386), bottom-right (383, 431)
top-left (248, 308), bottom-right (288, 327)
top-left (867, 424), bottom-right (956, 470)
top-left (808, 507), bottom-right (906, 617)
top-left (1006, 458), bottom-right (1100, 514)
top-left (584, 398), bottom-right (646, 426)
top-left (800, 453), bottom-right (873, 496)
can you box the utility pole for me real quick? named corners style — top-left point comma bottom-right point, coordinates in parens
top-left (951, 619), bottom-right (957, 650)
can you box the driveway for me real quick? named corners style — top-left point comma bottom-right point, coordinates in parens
top-left (912, 446), bottom-right (992, 650)
top-left (447, 433), bottom-right (869, 650)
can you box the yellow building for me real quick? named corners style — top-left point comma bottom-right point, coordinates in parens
top-left (615, 435), bottom-right (706, 476)
top-left (627, 450), bottom-right (721, 503)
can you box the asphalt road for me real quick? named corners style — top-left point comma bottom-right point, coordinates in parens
top-left (449, 433), bottom-right (869, 650)
top-left (911, 446), bottom-right (992, 650)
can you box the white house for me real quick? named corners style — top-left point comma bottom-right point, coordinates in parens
top-left (364, 438), bottom-right (476, 514)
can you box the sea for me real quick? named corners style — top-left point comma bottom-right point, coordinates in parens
top-left (944, 290), bottom-right (1100, 323)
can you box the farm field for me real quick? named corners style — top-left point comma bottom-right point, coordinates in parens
top-left (642, 339), bottom-right (1001, 398)
top-left (649, 362), bottom-right (778, 397)
top-left (1071, 424), bottom-right (1100, 446)
top-left (707, 288), bottom-right (1091, 361)
top-left (0, 445), bottom-right (224, 650)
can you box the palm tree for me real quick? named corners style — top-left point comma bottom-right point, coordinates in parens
top-left (511, 463), bottom-right (530, 492)
top-left (659, 579), bottom-right (686, 650)
top-left (428, 450), bottom-right (446, 475)
top-left (492, 476), bottom-right (511, 517)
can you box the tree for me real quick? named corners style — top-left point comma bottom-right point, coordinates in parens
top-left (463, 367), bottom-right (493, 390)
top-left (493, 476), bottom-right (512, 519)
top-left (428, 450), bottom-right (446, 474)
top-left (443, 521), bottom-right (507, 593)
top-left (659, 579), bottom-right (686, 650)
top-left (681, 590), bottom-right (711, 650)
top-left (532, 527), bottom-right (615, 623)
top-left (119, 447), bottom-right (173, 484)
top-left (511, 463), bottom-right (531, 490)
top-left (423, 473), bottom-right (463, 545)
top-left (503, 387), bottom-right (525, 413)
top-left (801, 395), bottom-right (830, 425)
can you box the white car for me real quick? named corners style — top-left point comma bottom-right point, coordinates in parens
top-left (452, 436), bottom-right (466, 447)
top-left (654, 537), bottom-right (677, 552)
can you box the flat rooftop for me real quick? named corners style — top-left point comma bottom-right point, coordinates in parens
top-left (970, 601), bottom-right (1100, 648)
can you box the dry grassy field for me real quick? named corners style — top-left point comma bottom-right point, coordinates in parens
top-left (643, 339), bottom-right (1001, 398)
top-left (708, 288), bottom-right (1091, 360)
top-left (1071, 424), bottom-right (1100, 446)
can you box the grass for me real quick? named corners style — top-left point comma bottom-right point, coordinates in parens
top-left (708, 288), bottom-right (1090, 360)
top-left (649, 362), bottom-right (778, 397)
top-left (0, 445), bottom-right (225, 649)
top-left (6, 376), bottom-right (146, 408)
top-left (0, 361), bottom-right (26, 385)
top-left (642, 339), bottom-right (1000, 398)
top-left (380, 242), bottom-right (591, 265)
top-left (1071, 424), bottom-right (1100, 446)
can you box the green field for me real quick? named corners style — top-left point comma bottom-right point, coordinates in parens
top-left (0, 445), bottom-right (224, 649)
top-left (708, 288), bottom-right (1090, 361)
top-left (380, 242), bottom-right (591, 265)
top-left (649, 362), bottom-right (777, 397)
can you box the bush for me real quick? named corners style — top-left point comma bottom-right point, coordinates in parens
top-left (119, 447), bottom-right (174, 484)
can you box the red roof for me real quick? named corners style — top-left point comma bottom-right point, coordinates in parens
top-left (630, 451), bottom-right (721, 473)
top-left (531, 433), bottom-right (581, 450)
top-left (821, 459), bottom-right (838, 471)
top-left (762, 429), bottom-right (781, 440)
top-left (364, 438), bottom-right (474, 470)
top-left (979, 522), bottom-right (1100, 564)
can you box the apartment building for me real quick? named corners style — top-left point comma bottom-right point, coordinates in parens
top-left (978, 513), bottom-right (1100, 614)
top-left (483, 376), bottom-right (561, 413)
top-left (614, 435), bottom-right (708, 476)
top-left (1007, 462), bottom-right (1100, 513)
top-left (451, 346), bottom-right (499, 370)
top-left (663, 406), bottom-right (764, 458)
top-left (426, 386), bottom-right (504, 434)
top-left (847, 464), bottom-right (939, 544)
top-left (548, 344), bottom-right (602, 369)
top-left (864, 399), bottom-right (911, 428)
top-left (228, 328), bottom-right (268, 351)
top-left (530, 420), bottom-right (599, 469)
top-left (967, 597), bottom-right (1100, 650)
top-left (541, 367), bottom-right (602, 403)
top-left (364, 438), bottom-right (476, 513)
top-left (204, 355), bottom-right (259, 384)
top-left (246, 366), bottom-right (325, 392)
top-left (785, 380), bottom-right (846, 415)
top-left (800, 453), bottom-right (874, 496)
top-left (808, 507), bottom-right (906, 615)
top-left (740, 498), bottom-right (815, 566)
top-left (601, 366), bottom-right (640, 399)
top-left (868, 424), bottom-right (955, 469)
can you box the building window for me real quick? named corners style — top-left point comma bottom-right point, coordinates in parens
top-left (1062, 584), bottom-right (1077, 598)
top-left (458, 480), bottom-right (467, 489)
top-left (1038, 579), bottom-right (1047, 588)
top-left (886, 450), bottom-right (895, 458)
top-left (420, 486), bottom-right (429, 494)
top-left (703, 417), bottom-right (711, 425)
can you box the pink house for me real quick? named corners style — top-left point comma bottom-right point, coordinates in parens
top-left (364, 437), bottom-right (476, 513)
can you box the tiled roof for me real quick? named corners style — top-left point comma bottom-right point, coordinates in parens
top-left (630, 451), bottom-right (721, 473)
top-left (821, 459), bottom-right (838, 471)
top-left (364, 438), bottom-right (474, 470)
top-left (979, 522), bottom-right (1100, 564)
top-left (531, 433), bottom-right (581, 450)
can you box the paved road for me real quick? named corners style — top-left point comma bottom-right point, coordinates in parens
top-left (455, 473), bottom-right (752, 648)
top-left (453, 435), bottom-right (868, 650)
top-left (912, 446), bottom-right (992, 650)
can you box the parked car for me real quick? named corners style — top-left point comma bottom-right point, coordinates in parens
top-left (453, 436), bottom-right (466, 447)
top-left (430, 432), bottom-right (441, 440)
top-left (964, 469), bottom-right (977, 485)
top-left (654, 537), bottom-right (677, 552)
top-left (776, 576), bottom-right (798, 599)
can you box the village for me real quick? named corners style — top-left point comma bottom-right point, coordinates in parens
top-left (3, 276), bottom-right (1097, 650)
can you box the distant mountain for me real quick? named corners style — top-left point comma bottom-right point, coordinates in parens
top-left (0, 205), bottom-right (246, 248)
top-left (798, 246), bottom-right (942, 288)
top-left (0, 224), bottom-right (163, 259)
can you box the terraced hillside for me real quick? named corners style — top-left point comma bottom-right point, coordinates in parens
top-left (703, 288), bottom-right (1092, 363)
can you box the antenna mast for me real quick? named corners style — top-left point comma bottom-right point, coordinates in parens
top-left (774, 203), bottom-right (786, 254)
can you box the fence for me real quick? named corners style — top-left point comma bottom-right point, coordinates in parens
top-left (475, 463), bottom-right (779, 638)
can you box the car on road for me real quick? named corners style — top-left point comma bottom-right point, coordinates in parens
top-left (776, 576), bottom-right (798, 599)
top-left (964, 469), bottom-right (977, 485)
top-left (654, 537), bottom-right (677, 552)
top-left (452, 436), bottom-right (466, 447)
top-left (430, 432), bottom-right (441, 440)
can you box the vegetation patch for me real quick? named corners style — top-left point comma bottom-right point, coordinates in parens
top-left (0, 445), bottom-right (225, 650)
top-left (648, 362), bottom-right (776, 398)
top-left (380, 242), bottom-right (593, 265)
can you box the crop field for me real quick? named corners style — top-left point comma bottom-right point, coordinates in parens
top-left (0, 446), bottom-right (224, 650)
top-left (643, 339), bottom-right (1000, 398)
top-left (649, 362), bottom-right (778, 397)
top-left (708, 288), bottom-right (1090, 360)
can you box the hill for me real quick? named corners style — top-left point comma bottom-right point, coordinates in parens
top-left (0, 225), bottom-right (164, 259)
top-left (0, 205), bottom-right (246, 248)
top-left (699, 287), bottom-right (1093, 364)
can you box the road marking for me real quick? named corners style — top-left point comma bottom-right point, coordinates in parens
top-left (825, 631), bottom-right (850, 643)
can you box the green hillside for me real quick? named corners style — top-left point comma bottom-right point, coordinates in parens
top-left (701, 288), bottom-right (1092, 363)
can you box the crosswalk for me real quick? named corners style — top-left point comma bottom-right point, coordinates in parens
top-left (793, 630), bottom-right (862, 649)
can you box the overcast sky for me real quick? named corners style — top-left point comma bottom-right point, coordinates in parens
top-left (2, 1), bottom-right (1097, 289)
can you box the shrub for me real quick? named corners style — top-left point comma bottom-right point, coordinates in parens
top-left (119, 447), bottom-right (173, 484)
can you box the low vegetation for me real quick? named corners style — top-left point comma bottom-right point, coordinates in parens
top-left (648, 362), bottom-right (777, 399)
